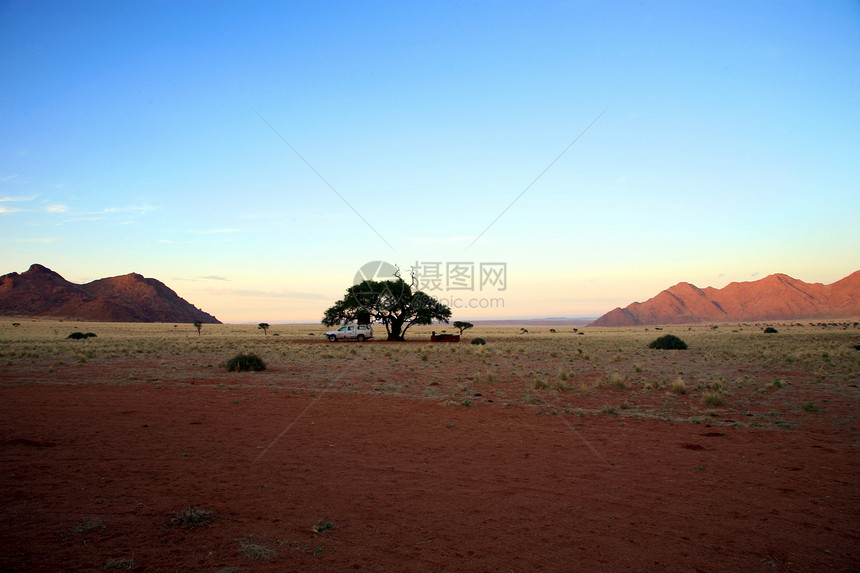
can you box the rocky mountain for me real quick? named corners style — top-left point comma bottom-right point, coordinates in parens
top-left (591, 271), bottom-right (860, 326)
top-left (0, 264), bottom-right (221, 323)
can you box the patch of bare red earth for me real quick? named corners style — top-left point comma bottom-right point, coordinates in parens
top-left (1, 382), bottom-right (857, 571)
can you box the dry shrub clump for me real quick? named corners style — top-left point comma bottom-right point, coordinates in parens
top-left (170, 506), bottom-right (215, 528)
top-left (237, 536), bottom-right (276, 561)
top-left (226, 353), bottom-right (266, 372)
top-left (605, 372), bottom-right (628, 390)
top-left (670, 378), bottom-right (687, 395)
top-left (701, 391), bottom-right (726, 407)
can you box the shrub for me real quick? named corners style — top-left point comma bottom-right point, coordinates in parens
top-left (66, 332), bottom-right (97, 340)
top-left (606, 372), bottom-right (628, 389)
top-left (470, 338), bottom-right (486, 345)
top-left (763, 327), bottom-right (778, 334)
top-left (701, 392), bottom-right (725, 407)
top-left (648, 334), bottom-right (687, 350)
top-left (170, 506), bottom-right (215, 528)
top-left (669, 378), bottom-right (687, 394)
top-left (226, 353), bottom-right (266, 372)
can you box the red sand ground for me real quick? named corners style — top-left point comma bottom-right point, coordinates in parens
top-left (2, 371), bottom-right (857, 572)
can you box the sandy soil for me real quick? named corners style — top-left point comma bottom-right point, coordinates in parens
top-left (1, 327), bottom-right (858, 571)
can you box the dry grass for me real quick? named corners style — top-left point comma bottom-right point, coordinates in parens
top-left (701, 391), bottom-right (726, 407)
top-left (237, 536), bottom-right (276, 561)
top-left (170, 506), bottom-right (215, 528)
top-left (670, 378), bottom-right (687, 395)
top-left (4, 319), bottom-right (859, 428)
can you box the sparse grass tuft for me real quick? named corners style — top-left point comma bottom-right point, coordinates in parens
top-left (226, 353), bottom-right (266, 372)
top-left (670, 378), bottom-right (687, 395)
top-left (801, 401), bottom-right (819, 412)
top-left (312, 519), bottom-right (334, 533)
top-left (170, 506), bottom-right (215, 528)
top-left (553, 379), bottom-right (569, 392)
top-left (701, 391), bottom-right (726, 407)
top-left (606, 372), bottom-right (628, 389)
top-left (237, 536), bottom-right (276, 561)
top-left (600, 405), bottom-right (617, 415)
top-left (71, 516), bottom-right (105, 533)
top-left (531, 376), bottom-right (549, 390)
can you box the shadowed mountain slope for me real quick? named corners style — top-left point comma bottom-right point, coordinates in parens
top-left (0, 264), bottom-right (221, 323)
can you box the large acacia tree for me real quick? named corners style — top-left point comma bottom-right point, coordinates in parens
top-left (322, 277), bottom-right (451, 341)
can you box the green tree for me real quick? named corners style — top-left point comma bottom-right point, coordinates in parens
top-left (193, 320), bottom-right (202, 336)
top-left (258, 323), bottom-right (270, 335)
top-left (322, 277), bottom-right (451, 341)
top-left (453, 321), bottom-right (474, 335)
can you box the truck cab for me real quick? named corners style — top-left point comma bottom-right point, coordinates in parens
top-left (325, 324), bottom-right (373, 342)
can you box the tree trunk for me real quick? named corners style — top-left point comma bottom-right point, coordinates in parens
top-left (387, 316), bottom-right (406, 341)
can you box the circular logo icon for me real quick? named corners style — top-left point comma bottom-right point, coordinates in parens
top-left (351, 261), bottom-right (408, 314)
top-left (353, 261), bottom-right (400, 286)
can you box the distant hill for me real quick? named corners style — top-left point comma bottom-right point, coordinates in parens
top-left (591, 271), bottom-right (860, 326)
top-left (0, 264), bottom-right (221, 323)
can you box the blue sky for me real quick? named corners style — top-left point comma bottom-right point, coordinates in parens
top-left (2, 1), bottom-right (858, 323)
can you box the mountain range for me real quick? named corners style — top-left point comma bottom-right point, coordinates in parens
top-left (0, 264), bottom-right (220, 323)
top-left (590, 271), bottom-right (860, 326)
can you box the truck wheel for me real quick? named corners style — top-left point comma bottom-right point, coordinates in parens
top-left (357, 334), bottom-right (366, 342)
top-left (327, 335), bottom-right (337, 342)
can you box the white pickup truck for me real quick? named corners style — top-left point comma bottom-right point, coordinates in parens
top-left (325, 324), bottom-right (374, 342)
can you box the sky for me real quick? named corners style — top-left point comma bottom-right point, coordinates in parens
top-left (1, 1), bottom-right (858, 323)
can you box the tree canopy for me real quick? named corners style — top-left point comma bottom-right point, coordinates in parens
top-left (322, 277), bottom-right (451, 341)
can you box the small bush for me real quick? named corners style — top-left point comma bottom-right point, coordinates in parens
top-left (170, 506), bottom-right (215, 528)
top-left (669, 378), bottom-right (687, 394)
top-left (470, 338), bottom-right (486, 345)
top-left (701, 392), bottom-right (725, 407)
top-left (237, 536), bottom-right (276, 561)
top-left (763, 327), bottom-right (778, 334)
top-left (606, 372), bottom-right (628, 389)
top-left (648, 334), bottom-right (687, 350)
top-left (226, 353), bottom-right (266, 372)
top-left (66, 332), bottom-right (97, 340)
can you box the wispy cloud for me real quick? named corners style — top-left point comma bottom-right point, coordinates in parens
top-left (172, 275), bottom-right (230, 282)
top-left (14, 238), bottom-right (54, 243)
top-left (0, 174), bottom-right (20, 182)
top-left (45, 204), bottom-right (69, 213)
top-left (0, 194), bottom-right (37, 203)
top-left (197, 228), bottom-right (237, 235)
top-left (93, 204), bottom-right (153, 215)
top-left (407, 236), bottom-right (476, 244)
top-left (201, 287), bottom-right (329, 301)
top-left (0, 206), bottom-right (21, 214)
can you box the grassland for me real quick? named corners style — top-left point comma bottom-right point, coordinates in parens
top-left (2, 319), bottom-right (858, 428)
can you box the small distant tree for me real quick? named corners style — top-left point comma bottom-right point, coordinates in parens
top-left (258, 323), bottom-right (270, 335)
top-left (453, 321), bottom-right (474, 336)
top-left (193, 321), bottom-right (202, 336)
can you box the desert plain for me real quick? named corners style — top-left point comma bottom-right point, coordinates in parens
top-left (1, 320), bottom-right (858, 571)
